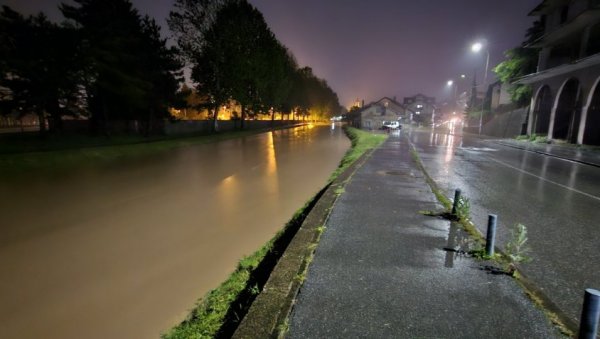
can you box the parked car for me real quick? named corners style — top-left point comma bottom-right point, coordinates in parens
top-left (381, 121), bottom-right (401, 130)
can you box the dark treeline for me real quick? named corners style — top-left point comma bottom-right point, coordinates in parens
top-left (0, 0), bottom-right (341, 137)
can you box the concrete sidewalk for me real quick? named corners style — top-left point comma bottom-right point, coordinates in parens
top-left (287, 136), bottom-right (563, 338)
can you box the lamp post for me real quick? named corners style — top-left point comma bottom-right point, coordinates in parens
top-left (447, 80), bottom-right (458, 110)
top-left (472, 41), bottom-right (489, 135)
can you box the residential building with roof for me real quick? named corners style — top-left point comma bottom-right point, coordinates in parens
top-left (517, 0), bottom-right (600, 144)
top-left (348, 97), bottom-right (406, 130)
top-left (403, 94), bottom-right (436, 125)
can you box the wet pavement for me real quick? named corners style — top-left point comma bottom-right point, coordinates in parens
top-left (493, 138), bottom-right (600, 167)
top-left (287, 134), bottom-right (562, 338)
top-left (407, 127), bottom-right (600, 327)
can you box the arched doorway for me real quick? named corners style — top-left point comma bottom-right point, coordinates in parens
top-left (553, 78), bottom-right (582, 143)
top-left (583, 78), bottom-right (600, 145)
top-left (532, 85), bottom-right (552, 134)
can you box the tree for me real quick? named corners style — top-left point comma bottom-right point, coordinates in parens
top-left (169, 0), bottom-right (341, 128)
top-left (287, 67), bottom-right (340, 121)
top-left (494, 20), bottom-right (544, 106)
top-left (263, 45), bottom-right (296, 121)
top-left (136, 16), bottom-right (183, 135)
top-left (217, 1), bottom-right (283, 128)
top-left (169, 0), bottom-right (230, 132)
top-left (61, 0), bottom-right (181, 135)
top-left (0, 6), bottom-right (82, 136)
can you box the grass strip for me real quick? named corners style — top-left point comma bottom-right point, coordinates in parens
top-left (329, 127), bottom-right (387, 181)
top-left (162, 126), bottom-right (387, 339)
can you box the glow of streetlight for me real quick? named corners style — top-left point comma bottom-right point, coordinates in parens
top-left (447, 80), bottom-right (454, 86)
top-left (470, 40), bottom-right (490, 135)
top-left (460, 74), bottom-right (466, 79)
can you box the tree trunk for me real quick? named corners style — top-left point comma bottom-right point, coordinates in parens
top-left (271, 109), bottom-right (275, 127)
top-left (212, 103), bottom-right (219, 133)
top-left (144, 108), bottom-right (154, 137)
top-left (48, 100), bottom-right (62, 135)
top-left (241, 104), bottom-right (246, 130)
top-left (36, 108), bottom-right (47, 138)
top-left (100, 98), bottom-right (110, 136)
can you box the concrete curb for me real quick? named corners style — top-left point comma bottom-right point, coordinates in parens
top-left (232, 149), bottom-right (376, 339)
top-left (492, 140), bottom-right (600, 168)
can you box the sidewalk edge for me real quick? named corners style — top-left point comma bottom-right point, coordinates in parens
top-left (232, 147), bottom-right (378, 339)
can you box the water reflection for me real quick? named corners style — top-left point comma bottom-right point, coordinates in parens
top-left (445, 133), bottom-right (455, 163)
top-left (267, 131), bottom-right (278, 174)
top-left (444, 222), bottom-right (469, 268)
top-left (0, 125), bottom-right (350, 339)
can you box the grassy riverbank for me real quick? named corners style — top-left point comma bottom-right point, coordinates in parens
top-left (162, 127), bottom-right (387, 339)
top-left (0, 126), bottom-right (300, 175)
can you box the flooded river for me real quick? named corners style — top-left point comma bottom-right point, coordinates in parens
top-left (0, 124), bottom-right (350, 339)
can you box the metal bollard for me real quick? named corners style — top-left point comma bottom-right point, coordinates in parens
top-left (485, 214), bottom-right (497, 256)
top-left (579, 288), bottom-right (600, 339)
top-left (451, 189), bottom-right (461, 215)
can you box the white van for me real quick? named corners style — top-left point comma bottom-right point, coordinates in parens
top-left (382, 121), bottom-right (400, 129)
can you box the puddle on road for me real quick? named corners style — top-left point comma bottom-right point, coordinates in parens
top-left (459, 147), bottom-right (499, 152)
top-left (443, 222), bottom-right (473, 268)
top-left (375, 169), bottom-right (424, 178)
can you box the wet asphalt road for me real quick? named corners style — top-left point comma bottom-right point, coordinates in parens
top-left (407, 127), bottom-right (600, 325)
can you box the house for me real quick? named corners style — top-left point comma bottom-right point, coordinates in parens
top-left (349, 97), bottom-right (406, 130)
top-left (403, 94), bottom-right (436, 125)
top-left (516, 0), bottom-right (600, 144)
top-left (490, 81), bottom-right (513, 111)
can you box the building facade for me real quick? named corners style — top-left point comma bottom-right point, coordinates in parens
top-left (403, 94), bottom-right (436, 125)
top-left (517, 0), bottom-right (600, 144)
top-left (350, 97), bottom-right (406, 130)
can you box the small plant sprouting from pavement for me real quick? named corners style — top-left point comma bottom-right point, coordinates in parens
top-left (515, 133), bottom-right (549, 144)
top-left (316, 225), bottom-right (327, 235)
top-left (454, 196), bottom-right (470, 221)
top-left (504, 223), bottom-right (532, 275)
top-left (249, 284), bottom-right (260, 296)
top-left (515, 134), bottom-right (529, 140)
top-left (276, 318), bottom-right (290, 339)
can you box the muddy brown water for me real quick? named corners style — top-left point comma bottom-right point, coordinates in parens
top-left (0, 124), bottom-right (350, 339)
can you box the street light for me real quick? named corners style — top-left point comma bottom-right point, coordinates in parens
top-left (447, 79), bottom-right (458, 111)
top-left (471, 40), bottom-right (490, 135)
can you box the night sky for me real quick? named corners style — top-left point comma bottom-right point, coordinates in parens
top-left (4, 0), bottom-right (541, 107)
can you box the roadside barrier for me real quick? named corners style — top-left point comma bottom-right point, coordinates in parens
top-left (451, 188), bottom-right (461, 215)
top-left (579, 288), bottom-right (600, 339)
top-left (485, 214), bottom-right (497, 256)
top-left (450, 187), bottom-right (600, 337)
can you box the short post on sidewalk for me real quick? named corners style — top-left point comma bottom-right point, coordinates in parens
top-left (485, 214), bottom-right (497, 256)
top-left (578, 288), bottom-right (600, 339)
top-left (451, 189), bottom-right (461, 215)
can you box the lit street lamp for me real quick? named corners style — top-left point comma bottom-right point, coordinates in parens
top-left (471, 40), bottom-right (489, 135)
top-left (447, 80), bottom-right (457, 109)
